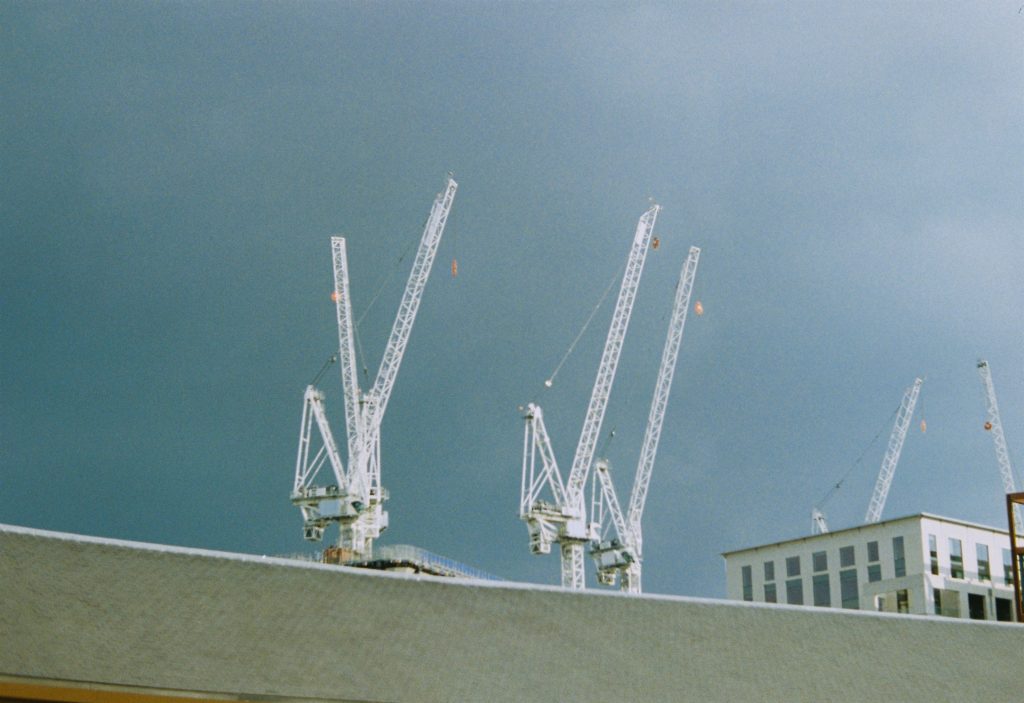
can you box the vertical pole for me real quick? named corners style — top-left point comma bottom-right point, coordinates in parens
top-left (1009, 492), bottom-right (1024, 623)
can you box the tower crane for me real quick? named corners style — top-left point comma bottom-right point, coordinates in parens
top-left (292, 175), bottom-right (457, 559)
top-left (864, 377), bottom-right (923, 524)
top-left (520, 204), bottom-right (660, 590)
top-left (977, 360), bottom-right (1022, 534)
top-left (589, 246), bottom-right (701, 593)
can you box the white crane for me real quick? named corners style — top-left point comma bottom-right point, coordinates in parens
top-left (520, 204), bottom-right (660, 590)
top-left (292, 175), bottom-right (457, 559)
top-left (977, 360), bottom-right (1022, 534)
top-left (589, 246), bottom-right (701, 593)
top-left (864, 377), bottom-right (923, 524)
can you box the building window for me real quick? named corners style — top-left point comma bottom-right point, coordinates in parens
top-left (995, 597), bottom-right (1013, 622)
top-left (876, 589), bottom-right (908, 613)
top-left (967, 593), bottom-right (986, 620)
top-left (867, 563), bottom-right (882, 582)
top-left (928, 534), bottom-right (939, 575)
top-left (949, 538), bottom-right (964, 579)
top-left (812, 574), bottom-right (831, 607)
top-left (896, 589), bottom-right (909, 613)
top-left (840, 568), bottom-right (858, 609)
top-left (812, 551), bottom-right (827, 572)
top-left (741, 565), bottom-right (753, 601)
top-left (786, 556), bottom-right (801, 578)
top-left (1005, 548), bottom-right (1014, 586)
top-left (867, 540), bottom-right (879, 563)
top-left (880, 589), bottom-right (913, 613)
top-left (764, 582), bottom-right (777, 603)
top-left (764, 560), bottom-right (775, 582)
top-left (977, 544), bottom-right (990, 582)
top-left (786, 578), bottom-right (803, 605)
top-left (892, 536), bottom-right (905, 578)
top-left (839, 545), bottom-right (855, 568)
top-left (935, 588), bottom-right (960, 618)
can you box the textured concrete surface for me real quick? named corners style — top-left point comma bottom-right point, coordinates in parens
top-left (2, 524), bottom-right (1022, 702)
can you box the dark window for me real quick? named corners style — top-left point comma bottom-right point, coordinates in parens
top-left (741, 565), bottom-right (753, 601)
top-left (950, 538), bottom-right (964, 579)
top-left (933, 588), bottom-right (942, 615)
top-left (840, 569), bottom-right (858, 609)
top-left (896, 589), bottom-right (909, 614)
top-left (867, 563), bottom-right (882, 582)
top-left (786, 578), bottom-right (803, 605)
top-left (764, 582), bottom-right (777, 603)
top-left (839, 546), bottom-right (855, 568)
top-left (892, 536), bottom-right (906, 578)
top-left (812, 574), bottom-right (831, 607)
top-left (968, 593), bottom-right (986, 620)
top-left (928, 534), bottom-right (939, 575)
top-left (977, 544), bottom-right (990, 582)
top-left (764, 560), bottom-right (775, 582)
top-left (812, 551), bottom-right (827, 572)
top-left (786, 556), bottom-right (801, 578)
top-left (867, 540), bottom-right (879, 562)
top-left (1005, 548), bottom-right (1014, 586)
top-left (996, 597), bottom-right (1012, 622)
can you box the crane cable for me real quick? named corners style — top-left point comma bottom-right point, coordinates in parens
top-left (815, 401), bottom-right (900, 509)
top-left (310, 353), bottom-right (338, 386)
top-left (544, 262), bottom-right (625, 388)
top-left (350, 212), bottom-right (430, 381)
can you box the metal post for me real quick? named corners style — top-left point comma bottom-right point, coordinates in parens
top-left (1008, 492), bottom-right (1024, 623)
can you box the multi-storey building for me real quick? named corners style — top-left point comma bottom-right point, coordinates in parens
top-left (723, 513), bottom-right (1018, 622)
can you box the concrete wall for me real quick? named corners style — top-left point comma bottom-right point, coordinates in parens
top-left (2, 524), bottom-right (1023, 702)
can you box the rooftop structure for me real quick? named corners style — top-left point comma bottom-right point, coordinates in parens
top-left (724, 513), bottom-right (1019, 622)
top-left (336, 543), bottom-right (502, 581)
top-left (3, 522), bottom-right (1023, 702)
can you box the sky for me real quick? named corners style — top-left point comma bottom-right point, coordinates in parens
top-left (2, 1), bottom-right (1023, 599)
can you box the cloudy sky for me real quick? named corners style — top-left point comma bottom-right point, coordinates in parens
top-left (2, 1), bottom-right (1022, 598)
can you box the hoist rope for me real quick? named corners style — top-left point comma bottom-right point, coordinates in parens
top-left (310, 354), bottom-right (337, 386)
top-left (815, 401), bottom-right (901, 508)
top-left (545, 262), bottom-right (625, 387)
top-left (351, 213), bottom-right (430, 380)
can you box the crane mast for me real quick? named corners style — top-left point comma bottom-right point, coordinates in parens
top-left (519, 204), bottom-right (659, 590)
top-left (589, 246), bottom-right (701, 593)
top-left (864, 377), bottom-right (923, 524)
top-left (977, 360), bottom-right (1023, 534)
top-left (292, 175), bottom-right (457, 559)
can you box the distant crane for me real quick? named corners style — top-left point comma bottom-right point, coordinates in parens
top-left (589, 246), bottom-right (701, 593)
top-left (864, 377), bottom-right (924, 524)
top-left (520, 204), bottom-right (660, 589)
top-left (977, 360), bottom-right (1023, 534)
top-left (292, 175), bottom-right (457, 559)
top-left (812, 377), bottom-right (924, 533)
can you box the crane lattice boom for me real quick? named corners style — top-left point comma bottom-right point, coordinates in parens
top-left (977, 360), bottom-right (1022, 533)
top-left (565, 205), bottom-right (660, 512)
top-left (864, 377), bottom-right (923, 524)
top-left (331, 237), bottom-right (364, 486)
top-left (628, 246), bottom-right (700, 540)
top-left (588, 246), bottom-right (701, 593)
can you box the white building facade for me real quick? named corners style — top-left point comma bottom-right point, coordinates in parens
top-left (723, 513), bottom-right (1018, 622)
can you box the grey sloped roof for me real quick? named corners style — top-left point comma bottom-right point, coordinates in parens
top-left (2, 523), bottom-right (1022, 703)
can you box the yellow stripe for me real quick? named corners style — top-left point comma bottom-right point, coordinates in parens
top-left (0, 680), bottom-right (254, 703)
